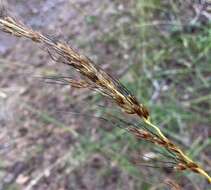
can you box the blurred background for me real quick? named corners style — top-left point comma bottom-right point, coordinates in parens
top-left (0, 0), bottom-right (211, 189)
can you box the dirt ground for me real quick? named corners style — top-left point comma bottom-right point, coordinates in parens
top-left (0, 1), bottom-right (141, 190)
top-left (0, 0), bottom-right (211, 190)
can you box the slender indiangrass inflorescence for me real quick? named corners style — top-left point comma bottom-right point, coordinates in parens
top-left (0, 16), bottom-right (210, 183)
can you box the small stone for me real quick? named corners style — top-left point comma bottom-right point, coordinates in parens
top-left (16, 174), bottom-right (29, 185)
top-left (0, 91), bottom-right (7, 99)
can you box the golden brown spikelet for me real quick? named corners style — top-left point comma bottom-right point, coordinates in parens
top-left (0, 16), bottom-right (150, 119)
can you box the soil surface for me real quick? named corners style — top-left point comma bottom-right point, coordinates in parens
top-left (0, 1), bottom-right (136, 190)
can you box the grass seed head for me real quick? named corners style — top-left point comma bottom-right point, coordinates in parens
top-left (0, 15), bottom-right (210, 183)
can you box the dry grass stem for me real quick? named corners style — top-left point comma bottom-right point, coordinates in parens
top-left (0, 16), bottom-right (210, 183)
